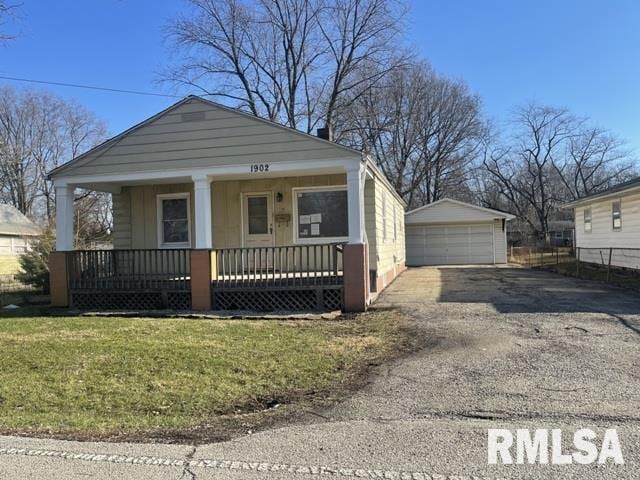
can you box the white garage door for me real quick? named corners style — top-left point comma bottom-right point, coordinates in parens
top-left (406, 224), bottom-right (495, 265)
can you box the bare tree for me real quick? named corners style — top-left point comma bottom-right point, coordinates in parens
top-left (0, 87), bottom-right (108, 241)
top-left (0, 1), bottom-right (18, 43)
top-left (317, 0), bottom-right (406, 130)
top-left (554, 127), bottom-right (634, 200)
top-left (165, 0), bottom-right (406, 133)
top-left (483, 105), bottom-right (575, 237)
top-left (482, 103), bottom-right (636, 240)
top-left (0, 88), bottom-right (43, 215)
top-left (340, 62), bottom-right (486, 207)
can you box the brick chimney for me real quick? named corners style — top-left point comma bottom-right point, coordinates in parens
top-left (316, 125), bottom-right (333, 142)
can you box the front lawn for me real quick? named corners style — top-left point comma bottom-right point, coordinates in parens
top-left (0, 312), bottom-right (411, 441)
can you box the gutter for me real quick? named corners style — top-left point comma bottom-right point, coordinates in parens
top-left (561, 185), bottom-right (640, 209)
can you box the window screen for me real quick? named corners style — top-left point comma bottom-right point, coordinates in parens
top-left (584, 208), bottom-right (592, 233)
top-left (612, 201), bottom-right (622, 230)
top-left (296, 189), bottom-right (348, 239)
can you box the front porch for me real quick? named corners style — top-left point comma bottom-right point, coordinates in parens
top-left (50, 162), bottom-right (370, 312)
top-left (54, 243), bottom-right (349, 311)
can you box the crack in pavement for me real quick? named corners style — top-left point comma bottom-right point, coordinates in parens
top-left (0, 446), bottom-right (504, 480)
top-left (178, 446), bottom-right (197, 480)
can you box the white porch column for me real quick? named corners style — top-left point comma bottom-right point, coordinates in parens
top-left (346, 163), bottom-right (366, 244)
top-left (193, 174), bottom-right (213, 249)
top-left (55, 184), bottom-right (75, 251)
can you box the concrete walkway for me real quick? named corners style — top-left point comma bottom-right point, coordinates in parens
top-left (2, 266), bottom-right (640, 479)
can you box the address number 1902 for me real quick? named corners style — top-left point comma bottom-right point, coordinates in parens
top-left (250, 164), bottom-right (269, 172)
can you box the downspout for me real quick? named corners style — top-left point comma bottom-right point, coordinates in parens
top-left (361, 158), bottom-right (370, 303)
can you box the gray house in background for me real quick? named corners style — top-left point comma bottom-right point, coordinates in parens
top-left (0, 205), bottom-right (41, 256)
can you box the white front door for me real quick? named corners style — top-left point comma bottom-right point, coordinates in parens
top-left (242, 193), bottom-right (274, 248)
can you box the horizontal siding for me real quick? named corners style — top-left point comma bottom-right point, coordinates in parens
top-left (364, 179), bottom-right (377, 270)
top-left (575, 193), bottom-right (640, 248)
top-left (371, 178), bottom-right (405, 275)
top-left (406, 200), bottom-right (501, 224)
top-left (62, 99), bottom-right (359, 177)
top-left (0, 235), bottom-right (29, 255)
top-left (64, 147), bottom-right (350, 177)
top-left (579, 248), bottom-right (640, 269)
top-left (575, 192), bottom-right (640, 269)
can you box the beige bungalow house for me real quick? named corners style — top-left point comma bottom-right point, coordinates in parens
top-left (49, 96), bottom-right (406, 312)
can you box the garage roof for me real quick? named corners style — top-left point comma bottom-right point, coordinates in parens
top-left (0, 204), bottom-right (41, 236)
top-left (405, 198), bottom-right (515, 224)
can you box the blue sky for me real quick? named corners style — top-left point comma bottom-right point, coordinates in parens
top-left (1, 0), bottom-right (639, 152)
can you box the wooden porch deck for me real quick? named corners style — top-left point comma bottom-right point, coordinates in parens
top-left (66, 244), bottom-right (345, 311)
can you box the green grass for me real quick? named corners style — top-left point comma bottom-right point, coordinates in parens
top-left (0, 312), bottom-right (409, 439)
top-left (0, 256), bottom-right (21, 275)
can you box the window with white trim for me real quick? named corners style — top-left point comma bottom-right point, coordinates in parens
top-left (157, 193), bottom-right (191, 247)
top-left (293, 186), bottom-right (348, 242)
top-left (583, 207), bottom-right (592, 233)
top-left (612, 200), bottom-right (622, 231)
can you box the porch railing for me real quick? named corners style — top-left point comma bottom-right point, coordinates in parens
top-left (63, 245), bottom-right (345, 311)
top-left (68, 249), bottom-right (191, 291)
top-left (213, 243), bottom-right (344, 289)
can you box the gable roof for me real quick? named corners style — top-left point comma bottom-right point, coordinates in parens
top-left (562, 176), bottom-right (640, 208)
top-left (49, 95), bottom-right (362, 178)
top-left (405, 198), bottom-right (515, 224)
top-left (0, 204), bottom-right (41, 236)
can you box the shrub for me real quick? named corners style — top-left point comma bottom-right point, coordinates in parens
top-left (16, 230), bottom-right (55, 293)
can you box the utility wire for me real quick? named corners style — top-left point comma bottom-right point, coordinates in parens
top-left (0, 75), bottom-right (182, 98)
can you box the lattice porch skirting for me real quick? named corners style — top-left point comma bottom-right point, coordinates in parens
top-left (70, 290), bottom-right (192, 311)
top-left (213, 285), bottom-right (343, 311)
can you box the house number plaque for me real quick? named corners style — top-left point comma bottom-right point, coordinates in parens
top-left (250, 164), bottom-right (270, 172)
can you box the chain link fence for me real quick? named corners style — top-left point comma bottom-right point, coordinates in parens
top-left (509, 246), bottom-right (574, 267)
top-left (509, 245), bottom-right (640, 290)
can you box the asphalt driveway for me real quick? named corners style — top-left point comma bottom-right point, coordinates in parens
top-left (2, 266), bottom-right (640, 479)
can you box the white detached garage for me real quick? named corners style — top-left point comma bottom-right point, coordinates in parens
top-left (405, 199), bottom-right (514, 266)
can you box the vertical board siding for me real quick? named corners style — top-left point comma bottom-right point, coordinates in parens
top-left (112, 189), bottom-right (132, 249)
top-left (116, 175), bottom-right (350, 251)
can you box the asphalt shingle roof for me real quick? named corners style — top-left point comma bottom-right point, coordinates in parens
top-left (0, 204), bottom-right (41, 236)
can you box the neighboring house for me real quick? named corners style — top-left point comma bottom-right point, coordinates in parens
top-left (546, 220), bottom-right (575, 247)
top-left (48, 95), bottom-right (406, 312)
top-left (404, 199), bottom-right (514, 266)
top-left (0, 204), bottom-right (40, 256)
top-left (507, 219), bottom-right (574, 247)
top-left (563, 176), bottom-right (640, 269)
